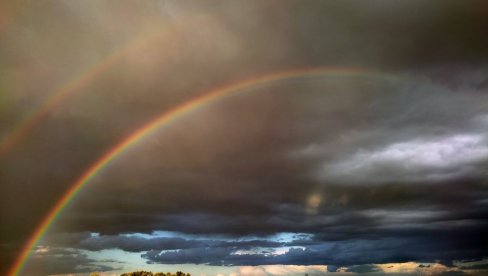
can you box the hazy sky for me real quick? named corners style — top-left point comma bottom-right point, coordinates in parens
top-left (1, 1), bottom-right (488, 275)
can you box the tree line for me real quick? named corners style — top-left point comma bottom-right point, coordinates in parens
top-left (91, 271), bottom-right (191, 276)
top-left (121, 271), bottom-right (190, 276)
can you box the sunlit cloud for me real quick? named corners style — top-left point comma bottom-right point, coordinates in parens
top-left (322, 133), bottom-right (488, 184)
top-left (237, 265), bottom-right (328, 276)
top-left (376, 262), bottom-right (461, 275)
top-left (306, 194), bottom-right (322, 215)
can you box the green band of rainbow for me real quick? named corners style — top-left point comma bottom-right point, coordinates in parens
top-left (8, 67), bottom-right (394, 275)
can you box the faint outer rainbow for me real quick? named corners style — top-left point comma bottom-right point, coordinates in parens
top-left (0, 30), bottom-right (166, 157)
top-left (8, 67), bottom-right (392, 275)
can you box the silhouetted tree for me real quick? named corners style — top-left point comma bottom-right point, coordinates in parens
top-left (120, 271), bottom-right (153, 276)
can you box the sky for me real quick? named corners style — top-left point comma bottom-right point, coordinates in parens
top-left (1, 0), bottom-right (488, 275)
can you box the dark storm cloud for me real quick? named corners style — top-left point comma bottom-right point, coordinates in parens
top-left (44, 220), bottom-right (488, 267)
top-left (22, 247), bottom-right (118, 276)
top-left (140, 233), bottom-right (486, 267)
top-left (2, 0), bottom-right (488, 274)
top-left (46, 232), bottom-right (282, 252)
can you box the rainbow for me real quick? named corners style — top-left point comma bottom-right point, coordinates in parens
top-left (0, 29), bottom-right (169, 157)
top-left (8, 67), bottom-right (397, 275)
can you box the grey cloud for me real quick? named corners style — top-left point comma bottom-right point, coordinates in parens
top-left (345, 264), bottom-right (380, 273)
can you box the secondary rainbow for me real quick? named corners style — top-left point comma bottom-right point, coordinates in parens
top-left (8, 67), bottom-right (394, 275)
top-left (0, 30), bottom-right (168, 157)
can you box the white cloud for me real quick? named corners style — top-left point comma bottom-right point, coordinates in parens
top-left (237, 265), bottom-right (328, 276)
top-left (321, 133), bottom-right (488, 184)
top-left (35, 245), bottom-right (50, 254)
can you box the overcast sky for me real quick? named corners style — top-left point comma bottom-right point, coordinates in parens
top-left (1, 1), bottom-right (488, 275)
